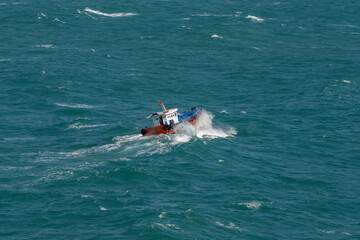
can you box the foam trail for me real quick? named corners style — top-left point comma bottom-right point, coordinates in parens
top-left (84, 7), bottom-right (137, 17)
top-left (58, 134), bottom-right (143, 158)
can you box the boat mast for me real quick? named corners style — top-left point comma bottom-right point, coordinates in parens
top-left (159, 101), bottom-right (166, 112)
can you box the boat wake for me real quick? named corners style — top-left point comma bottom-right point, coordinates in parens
top-left (39, 110), bottom-right (235, 161)
top-left (31, 111), bottom-right (236, 184)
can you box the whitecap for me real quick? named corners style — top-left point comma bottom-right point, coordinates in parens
top-left (76, 117), bottom-right (91, 120)
top-left (38, 170), bottom-right (74, 182)
top-left (195, 13), bottom-right (211, 17)
top-left (84, 7), bottom-right (137, 18)
top-left (54, 18), bottom-right (65, 23)
top-left (99, 206), bottom-right (107, 211)
top-left (246, 15), bottom-right (264, 22)
top-left (181, 25), bottom-right (191, 30)
top-left (315, 228), bottom-right (335, 234)
top-left (117, 157), bottom-right (131, 161)
top-left (37, 13), bottom-right (47, 18)
top-left (152, 223), bottom-right (166, 229)
top-left (140, 36), bottom-right (153, 39)
top-left (342, 80), bottom-right (351, 83)
top-left (55, 103), bottom-right (94, 109)
top-left (237, 201), bottom-right (262, 210)
top-left (36, 44), bottom-right (53, 48)
top-left (152, 223), bottom-right (180, 230)
top-left (166, 224), bottom-right (180, 229)
top-left (215, 221), bottom-right (242, 231)
top-left (211, 34), bottom-right (223, 39)
top-left (68, 123), bottom-right (108, 129)
top-left (220, 109), bottom-right (228, 114)
top-left (3, 166), bottom-right (34, 171)
top-left (4, 137), bottom-right (36, 141)
top-left (158, 212), bottom-right (166, 218)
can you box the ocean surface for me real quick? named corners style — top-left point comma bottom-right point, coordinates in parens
top-left (1, 0), bottom-right (359, 239)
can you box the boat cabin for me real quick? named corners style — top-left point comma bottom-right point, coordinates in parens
top-left (147, 108), bottom-right (179, 127)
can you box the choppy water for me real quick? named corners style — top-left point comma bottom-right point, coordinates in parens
top-left (1, 0), bottom-right (360, 239)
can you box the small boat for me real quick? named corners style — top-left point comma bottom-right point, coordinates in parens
top-left (141, 102), bottom-right (201, 136)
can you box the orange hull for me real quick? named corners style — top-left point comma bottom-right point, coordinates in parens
top-left (142, 118), bottom-right (198, 136)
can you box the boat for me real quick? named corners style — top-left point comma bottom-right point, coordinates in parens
top-left (141, 102), bottom-right (201, 136)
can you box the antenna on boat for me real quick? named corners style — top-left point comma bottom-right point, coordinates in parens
top-left (159, 101), bottom-right (166, 112)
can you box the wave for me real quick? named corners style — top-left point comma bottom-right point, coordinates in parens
top-left (220, 109), bottom-right (228, 114)
top-left (54, 18), bottom-right (65, 24)
top-left (36, 44), bottom-right (53, 48)
top-left (151, 223), bottom-right (180, 230)
top-left (237, 201), bottom-right (262, 211)
top-left (211, 34), bottom-right (223, 39)
top-left (215, 221), bottom-right (242, 231)
top-left (68, 123), bottom-right (108, 129)
top-left (246, 15), bottom-right (264, 23)
top-left (55, 103), bottom-right (94, 109)
top-left (194, 13), bottom-right (233, 17)
top-left (84, 7), bottom-right (137, 18)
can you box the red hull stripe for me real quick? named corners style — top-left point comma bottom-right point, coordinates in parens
top-left (143, 118), bottom-right (198, 136)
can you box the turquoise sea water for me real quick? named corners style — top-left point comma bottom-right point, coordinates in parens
top-left (1, 0), bottom-right (360, 239)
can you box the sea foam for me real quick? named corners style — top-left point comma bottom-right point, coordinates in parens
top-left (84, 7), bottom-right (137, 17)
